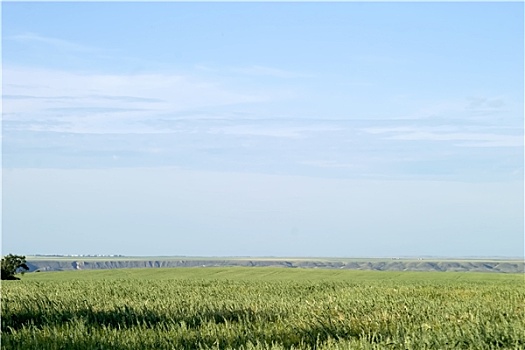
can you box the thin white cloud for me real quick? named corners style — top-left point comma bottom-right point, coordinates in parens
top-left (231, 65), bottom-right (314, 78)
top-left (8, 32), bottom-right (99, 53)
top-left (299, 160), bottom-right (358, 169)
top-left (466, 96), bottom-right (505, 110)
top-left (209, 125), bottom-right (305, 139)
top-left (361, 126), bottom-right (420, 134)
top-left (195, 63), bottom-right (313, 79)
top-left (392, 96), bottom-right (518, 122)
top-left (387, 131), bottom-right (523, 148)
top-left (361, 122), bottom-right (522, 148)
top-left (3, 66), bottom-right (273, 134)
top-left (208, 124), bottom-right (343, 139)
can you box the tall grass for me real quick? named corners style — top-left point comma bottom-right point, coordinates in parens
top-left (2, 268), bottom-right (524, 349)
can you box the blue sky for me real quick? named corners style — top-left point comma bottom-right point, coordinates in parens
top-left (2, 1), bottom-right (523, 257)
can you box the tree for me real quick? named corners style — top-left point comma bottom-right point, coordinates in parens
top-left (1, 254), bottom-right (29, 280)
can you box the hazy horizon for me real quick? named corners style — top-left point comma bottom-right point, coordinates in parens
top-left (2, 2), bottom-right (523, 258)
top-left (23, 253), bottom-right (525, 260)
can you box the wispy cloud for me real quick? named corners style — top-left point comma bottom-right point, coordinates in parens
top-left (195, 63), bottom-right (313, 79)
top-left (208, 124), bottom-right (342, 139)
top-left (3, 94), bottom-right (164, 104)
top-left (388, 131), bottom-right (523, 148)
top-left (3, 66), bottom-right (273, 134)
top-left (91, 95), bottom-right (164, 103)
top-left (362, 126), bottom-right (522, 148)
top-left (395, 96), bottom-right (518, 123)
top-left (465, 96), bottom-right (508, 117)
top-left (299, 160), bottom-right (358, 169)
top-left (3, 65), bottom-right (521, 180)
top-left (209, 125), bottom-right (305, 139)
top-left (231, 65), bottom-right (313, 78)
top-left (466, 96), bottom-right (505, 109)
top-left (8, 32), bottom-right (99, 53)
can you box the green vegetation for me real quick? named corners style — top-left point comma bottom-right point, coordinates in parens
top-left (2, 268), bottom-right (524, 349)
top-left (1, 254), bottom-right (29, 280)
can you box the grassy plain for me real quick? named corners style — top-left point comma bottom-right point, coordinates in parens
top-left (2, 268), bottom-right (524, 349)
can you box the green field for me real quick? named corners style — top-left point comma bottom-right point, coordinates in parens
top-left (2, 268), bottom-right (524, 349)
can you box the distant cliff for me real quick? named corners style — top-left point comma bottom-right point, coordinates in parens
top-left (25, 258), bottom-right (524, 273)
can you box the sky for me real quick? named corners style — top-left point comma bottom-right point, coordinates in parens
top-left (2, 1), bottom-right (523, 257)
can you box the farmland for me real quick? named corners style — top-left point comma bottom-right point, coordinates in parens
top-left (2, 268), bottom-right (524, 349)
